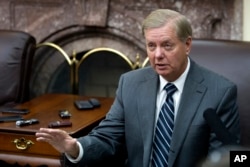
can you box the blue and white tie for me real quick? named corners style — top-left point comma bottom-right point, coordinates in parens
top-left (152, 83), bottom-right (177, 167)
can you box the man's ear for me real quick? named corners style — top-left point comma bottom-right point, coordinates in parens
top-left (185, 36), bottom-right (192, 55)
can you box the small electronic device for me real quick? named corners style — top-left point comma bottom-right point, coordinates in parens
top-left (88, 98), bottom-right (101, 107)
top-left (16, 118), bottom-right (39, 126)
top-left (48, 121), bottom-right (72, 128)
top-left (0, 108), bottom-right (29, 114)
top-left (74, 100), bottom-right (94, 110)
top-left (59, 110), bottom-right (71, 119)
top-left (74, 98), bottom-right (101, 110)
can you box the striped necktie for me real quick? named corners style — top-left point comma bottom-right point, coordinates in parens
top-left (152, 83), bottom-right (177, 167)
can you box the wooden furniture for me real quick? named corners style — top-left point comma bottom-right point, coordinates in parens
top-left (0, 94), bottom-right (114, 167)
top-left (0, 30), bottom-right (36, 108)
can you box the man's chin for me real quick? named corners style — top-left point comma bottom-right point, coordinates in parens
top-left (155, 66), bottom-right (166, 72)
top-left (155, 69), bottom-right (168, 76)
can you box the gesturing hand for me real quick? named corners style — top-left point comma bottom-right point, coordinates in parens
top-left (36, 128), bottom-right (79, 158)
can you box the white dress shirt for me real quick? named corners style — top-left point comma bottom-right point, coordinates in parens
top-left (155, 57), bottom-right (190, 124)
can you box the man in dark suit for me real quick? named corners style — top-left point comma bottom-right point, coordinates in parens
top-left (36, 9), bottom-right (240, 167)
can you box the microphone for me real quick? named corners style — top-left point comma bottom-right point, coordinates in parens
top-left (203, 108), bottom-right (238, 146)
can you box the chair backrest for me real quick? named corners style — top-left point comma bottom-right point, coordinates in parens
top-left (0, 30), bottom-right (36, 107)
top-left (189, 39), bottom-right (250, 147)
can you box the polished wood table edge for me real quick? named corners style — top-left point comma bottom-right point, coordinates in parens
top-left (0, 93), bottom-right (114, 135)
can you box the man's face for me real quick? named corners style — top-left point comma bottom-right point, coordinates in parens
top-left (144, 23), bottom-right (192, 81)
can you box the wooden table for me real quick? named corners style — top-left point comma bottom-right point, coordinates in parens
top-left (0, 94), bottom-right (114, 167)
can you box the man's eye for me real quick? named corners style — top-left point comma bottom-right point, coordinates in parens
top-left (147, 44), bottom-right (156, 50)
top-left (163, 43), bottom-right (173, 50)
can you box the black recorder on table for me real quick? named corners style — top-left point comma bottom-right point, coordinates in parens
top-left (74, 98), bottom-right (101, 110)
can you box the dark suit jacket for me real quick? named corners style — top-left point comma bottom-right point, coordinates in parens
top-left (65, 59), bottom-right (240, 167)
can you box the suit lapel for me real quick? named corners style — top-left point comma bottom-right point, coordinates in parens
top-left (135, 61), bottom-right (207, 167)
top-left (168, 60), bottom-right (207, 167)
top-left (136, 68), bottom-right (159, 167)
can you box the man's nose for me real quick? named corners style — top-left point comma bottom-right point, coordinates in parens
top-left (155, 47), bottom-right (164, 58)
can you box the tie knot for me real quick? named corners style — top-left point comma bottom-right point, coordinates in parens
top-left (164, 83), bottom-right (177, 96)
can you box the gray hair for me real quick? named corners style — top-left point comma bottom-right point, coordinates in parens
top-left (142, 9), bottom-right (192, 42)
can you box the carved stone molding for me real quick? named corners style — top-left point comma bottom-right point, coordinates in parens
top-left (81, 0), bottom-right (109, 26)
top-left (0, 0), bottom-right (242, 41)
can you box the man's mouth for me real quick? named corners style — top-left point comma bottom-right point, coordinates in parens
top-left (156, 63), bottom-right (167, 67)
top-left (155, 63), bottom-right (168, 69)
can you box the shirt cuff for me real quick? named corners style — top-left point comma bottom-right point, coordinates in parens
top-left (65, 141), bottom-right (83, 163)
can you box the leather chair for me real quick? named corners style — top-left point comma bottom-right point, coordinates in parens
top-left (190, 39), bottom-right (250, 147)
top-left (0, 30), bottom-right (36, 108)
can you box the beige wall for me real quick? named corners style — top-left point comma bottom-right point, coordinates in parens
top-left (243, 0), bottom-right (250, 41)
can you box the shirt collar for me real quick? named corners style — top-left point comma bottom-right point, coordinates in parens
top-left (159, 57), bottom-right (190, 93)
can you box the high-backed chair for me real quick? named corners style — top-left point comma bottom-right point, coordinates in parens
top-left (0, 30), bottom-right (36, 108)
top-left (189, 39), bottom-right (250, 147)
